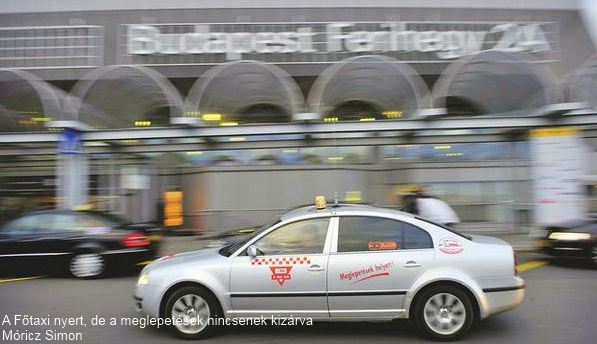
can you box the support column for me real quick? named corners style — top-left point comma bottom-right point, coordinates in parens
top-left (56, 126), bottom-right (88, 209)
top-left (530, 127), bottom-right (590, 226)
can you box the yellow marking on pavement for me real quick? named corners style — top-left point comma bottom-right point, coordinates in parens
top-left (517, 260), bottom-right (547, 273)
top-left (137, 260), bottom-right (153, 266)
top-left (0, 276), bottom-right (44, 283)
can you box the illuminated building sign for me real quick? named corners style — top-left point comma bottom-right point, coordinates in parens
top-left (124, 21), bottom-right (558, 64)
top-left (164, 191), bottom-right (183, 227)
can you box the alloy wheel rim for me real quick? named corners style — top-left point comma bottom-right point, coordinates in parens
top-left (172, 294), bottom-right (210, 334)
top-left (592, 246), bottom-right (597, 265)
top-left (423, 292), bottom-right (467, 336)
top-left (70, 253), bottom-right (104, 278)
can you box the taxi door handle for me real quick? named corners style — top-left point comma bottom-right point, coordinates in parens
top-left (308, 264), bottom-right (325, 272)
top-left (404, 261), bottom-right (421, 268)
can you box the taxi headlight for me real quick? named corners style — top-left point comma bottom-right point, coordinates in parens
top-left (137, 272), bottom-right (150, 286)
top-left (548, 232), bottom-right (591, 241)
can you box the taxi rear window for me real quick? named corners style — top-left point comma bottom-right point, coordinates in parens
top-left (415, 216), bottom-right (472, 240)
top-left (337, 216), bottom-right (433, 252)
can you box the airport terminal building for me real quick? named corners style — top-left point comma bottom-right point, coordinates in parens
top-left (0, 1), bottom-right (596, 232)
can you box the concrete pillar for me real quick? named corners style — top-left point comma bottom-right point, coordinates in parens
top-left (57, 152), bottom-right (88, 209)
top-left (55, 126), bottom-right (88, 210)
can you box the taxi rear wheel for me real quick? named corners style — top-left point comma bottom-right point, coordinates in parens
top-left (413, 285), bottom-right (474, 341)
top-left (166, 286), bottom-right (221, 339)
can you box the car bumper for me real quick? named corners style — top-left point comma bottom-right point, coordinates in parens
top-left (481, 276), bottom-right (525, 318)
top-left (538, 239), bottom-right (594, 259)
top-left (133, 282), bottom-right (162, 319)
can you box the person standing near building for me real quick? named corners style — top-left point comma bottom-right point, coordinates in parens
top-left (400, 185), bottom-right (460, 226)
top-left (415, 186), bottom-right (460, 226)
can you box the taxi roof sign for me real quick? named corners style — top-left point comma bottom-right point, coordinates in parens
top-left (73, 204), bottom-right (94, 211)
top-left (315, 195), bottom-right (326, 210)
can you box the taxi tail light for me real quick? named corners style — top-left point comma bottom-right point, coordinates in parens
top-left (513, 251), bottom-right (519, 276)
top-left (122, 232), bottom-right (151, 248)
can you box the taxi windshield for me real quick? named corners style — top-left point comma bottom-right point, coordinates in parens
top-left (219, 218), bottom-right (280, 257)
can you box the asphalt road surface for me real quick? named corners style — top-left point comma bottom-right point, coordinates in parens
top-left (0, 252), bottom-right (595, 344)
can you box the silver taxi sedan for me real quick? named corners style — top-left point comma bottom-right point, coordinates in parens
top-left (134, 202), bottom-right (524, 341)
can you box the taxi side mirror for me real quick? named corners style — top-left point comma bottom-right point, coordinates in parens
top-left (247, 244), bottom-right (257, 258)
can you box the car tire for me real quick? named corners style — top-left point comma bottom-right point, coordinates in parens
top-left (413, 285), bottom-right (475, 341)
top-left (165, 286), bottom-right (222, 340)
top-left (69, 252), bottom-right (105, 279)
top-left (591, 246), bottom-right (597, 268)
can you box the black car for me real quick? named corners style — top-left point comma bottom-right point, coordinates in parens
top-left (0, 210), bottom-right (161, 278)
top-left (538, 218), bottom-right (597, 265)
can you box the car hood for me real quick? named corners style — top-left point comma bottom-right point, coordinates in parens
top-left (146, 247), bottom-right (223, 271)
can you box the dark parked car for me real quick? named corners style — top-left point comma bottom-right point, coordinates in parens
top-left (537, 218), bottom-right (597, 265)
top-left (0, 210), bottom-right (161, 278)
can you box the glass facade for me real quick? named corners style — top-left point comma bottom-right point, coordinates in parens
top-left (181, 142), bottom-right (528, 167)
top-left (423, 182), bottom-right (518, 224)
top-left (381, 142), bottom-right (526, 162)
top-left (0, 26), bottom-right (103, 68)
top-left (183, 146), bottom-right (375, 167)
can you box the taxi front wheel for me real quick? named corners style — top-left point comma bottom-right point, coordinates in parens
top-left (165, 286), bottom-right (221, 340)
top-left (413, 285), bottom-right (474, 341)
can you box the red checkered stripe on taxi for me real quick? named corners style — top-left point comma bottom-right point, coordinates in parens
top-left (251, 256), bottom-right (311, 266)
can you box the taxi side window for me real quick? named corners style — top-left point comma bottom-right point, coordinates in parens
top-left (337, 216), bottom-right (432, 253)
top-left (2, 215), bottom-right (39, 235)
top-left (254, 218), bottom-right (329, 255)
top-left (78, 213), bottom-right (114, 230)
top-left (37, 214), bottom-right (79, 233)
top-left (403, 222), bottom-right (434, 249)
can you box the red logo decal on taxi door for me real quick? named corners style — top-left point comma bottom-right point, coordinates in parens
top-left (269, 266), bottom-right (293, 286)
top-left (251, 256), bottom-right (311, 287)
